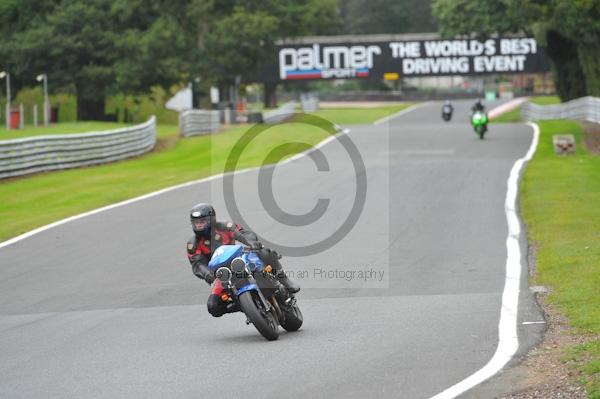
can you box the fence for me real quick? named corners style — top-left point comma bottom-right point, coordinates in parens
top-left (301, 94), bottom-right (320, 112)
top-left (179, 110), bottom-right (220, 137)
top-left (0, 116), bottom-right (156, 179)
top-left (521, 96), bottom-right (600, 123)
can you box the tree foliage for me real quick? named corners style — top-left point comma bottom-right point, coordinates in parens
top-left (338, 0), bottom-right (436, 35)
top-left (189, 0), bottom-right (340, 86)
top-left (432, 0), bottom-right (523, 39)
top-left (432, 0), bottom-right (600, 100)
top-left (551, 0), bottom-right (600, 96)
top-left (0, 0), bottom-right (192, 119)
top-left (0, 0), bottom-right (341, 119)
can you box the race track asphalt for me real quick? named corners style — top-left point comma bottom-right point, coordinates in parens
top-left (0, 99), bottom-right (544, 398)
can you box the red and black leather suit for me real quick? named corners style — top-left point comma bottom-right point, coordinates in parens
top-left (186, 221), bottom-right (282, 317)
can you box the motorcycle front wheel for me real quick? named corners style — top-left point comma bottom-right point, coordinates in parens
top-left (239, 291), bottom-right (280, 341)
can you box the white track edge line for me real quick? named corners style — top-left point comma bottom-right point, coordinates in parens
top-left (429, 122), bottom-right (540, 399)
top-left (373, 102), bottom-right (431, 125)
top-left (0, 128), bottom-right (351, 250)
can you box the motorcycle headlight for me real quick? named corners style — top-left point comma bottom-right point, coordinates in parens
top-left (215, 267), bottom-right (231, 283)
top-left (231, 257), bottom-right (247, 276)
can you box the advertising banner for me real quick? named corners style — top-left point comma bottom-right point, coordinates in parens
top-left (256, 37), bottom-right (551, 82)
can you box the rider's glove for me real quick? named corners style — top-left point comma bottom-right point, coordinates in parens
top-left (249, 241), bottom-right (263, 250)
top-left (204, 273), bottom-right (215, 285)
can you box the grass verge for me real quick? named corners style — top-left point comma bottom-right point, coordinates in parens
top-left (493, 96), bottom-right (561, 123)
top-left (0, 105), bottom-right (408, 242)
top-left (521, 119), bottom-right (600, 397)
top-left (0, 123), bottom-right (329, 241)
top-left (0, 121), bottom-right (133, 141)
top-left (0, 122), bottom-right (178, 142)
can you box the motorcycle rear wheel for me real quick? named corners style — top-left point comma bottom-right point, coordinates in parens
top-left (239, 291), bottom-right (279, 341)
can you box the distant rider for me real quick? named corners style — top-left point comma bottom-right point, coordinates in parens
top-left (186, 203), bottom-right (300, 317)
top-left (442, 100), bottom-right (454, 114)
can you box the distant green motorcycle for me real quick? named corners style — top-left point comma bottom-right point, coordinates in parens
top-left (471, 111), bottom-right (488, 140)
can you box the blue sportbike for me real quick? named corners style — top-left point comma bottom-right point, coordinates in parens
top-left (208, 244), bottom-right (303, 341)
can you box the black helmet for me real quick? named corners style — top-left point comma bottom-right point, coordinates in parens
top-left (190, 203), bottom-right (215, 235)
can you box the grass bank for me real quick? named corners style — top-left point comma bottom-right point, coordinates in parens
top-left (311, 103), bottom-right (412, 125)
top-left (521, 120), bottom-right (600, 397)
top-left (0, 122), bottom-right (182, 142)
top-left (0, 123), bottom-right (328, 241)
top-left (0, 105), bottom-right (407, 242)
top-left (0, 121), bottom-right (132, 141)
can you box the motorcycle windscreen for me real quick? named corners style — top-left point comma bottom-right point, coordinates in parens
top-left (208, 244), bottom-right (244, 270)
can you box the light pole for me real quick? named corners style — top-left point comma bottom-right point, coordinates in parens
top-left (0, 71), bottom-right (10, 130)
top-left (36, 74), bottom-right (49, 126)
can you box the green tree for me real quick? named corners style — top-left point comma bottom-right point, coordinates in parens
top-left (188, 0), bottom-right (340, 106)
top-left (551, 0), bottom-right (600, 96)
top-left (0, 0), bottom-right (342, 114)
top-left (0, 0), bottom-right (191, 120)
top-left (432, 0), bottom-right (600, 100)
top-left (544, 30), bottom-right (587, 101)
top-left (339, 0), bottom-right (437, 35)
top-left (432, 0), bottom-right (523, 39)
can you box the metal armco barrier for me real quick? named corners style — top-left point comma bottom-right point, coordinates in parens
top-left (179, 110), bottom-right (220, 137)
top-left (521, 96), bottom-right (600, 123)
top-left (263, 101), bottom-right (296, 124)
top-left (301, 94), bottom-right (319, 112)
top-left (0, 116), bottom-right (156, 179)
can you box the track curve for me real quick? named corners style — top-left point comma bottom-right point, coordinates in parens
top-left (0, 99), bottom-right (543, 398)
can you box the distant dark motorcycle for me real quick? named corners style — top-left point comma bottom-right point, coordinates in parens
top-left (441, 103), bottom-right (453, 121)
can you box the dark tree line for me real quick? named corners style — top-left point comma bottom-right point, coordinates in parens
top-left (0, 0), bottom-right (194, 120)
top-left (338, 0), bottom-right (436, 34)
top-left (0, 0), bottom-right (338, 119)
top-left (6, 0), bottom-right (595, 119)
top-left (432, 0), bottom-right (600, 100)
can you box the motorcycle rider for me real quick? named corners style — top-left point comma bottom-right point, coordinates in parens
top-left (442, 100), bottom-right (454, 119)
top-left (471, 99), bottom-right (485, 113)
top-left (470, 98), bottom-right (489, 138)
top-left (186, 203), bottom-right (300, 317)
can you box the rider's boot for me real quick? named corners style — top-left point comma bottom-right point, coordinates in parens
top-left (276, 270), bottom-right (301, 293)
top-left (272, 259), bottom-right (300, 293)
top-left (260, 248), bottom-right (301, 293)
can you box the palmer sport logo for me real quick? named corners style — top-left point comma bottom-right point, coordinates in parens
top-left (279, 44), bottom-right (381, 80)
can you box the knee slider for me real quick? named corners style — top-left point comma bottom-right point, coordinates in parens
top-left (207, 294), bottom-right (225, 317)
